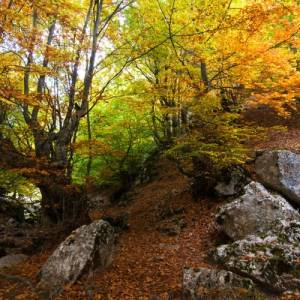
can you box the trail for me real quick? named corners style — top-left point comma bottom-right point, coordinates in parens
top-left (0, 158), bottom-right (221, 299)
top-left (60, 158), bottom-right (221, 299)
top-left (1, 106), bottom-right (300, 299)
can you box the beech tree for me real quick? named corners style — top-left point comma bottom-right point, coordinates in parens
top-left (69, 0), bottom-right (300, 196)
top-left (122, 0), bottom-right (300, 192)
top-left (0, 0), bottom-right (134, 224)
top-left (0, 0), bottom-right (299, 224)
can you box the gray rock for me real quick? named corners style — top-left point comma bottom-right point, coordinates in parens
top-left (215, 166), bottom-right (249, 196)
top-left (214, 220), bottom-right (300, 292)
top-left (0, 254), bottom-right (28, 269)
top-left (38, 220), bottom-right (116, 298)
top-left (255, 150), bottom-right (300, 204)
top-left (216, 181), bottom-right (300, 240)
top-left (183, 267), bottom-right (254, 300)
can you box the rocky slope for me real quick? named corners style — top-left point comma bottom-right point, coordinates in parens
top-left (1, 148), bottom-right (300, 299)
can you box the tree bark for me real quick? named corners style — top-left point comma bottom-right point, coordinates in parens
top-left (0, 138), bottom-right (90, 226)
top-left (0, 0), bottom-right (129, 226)
top-left (39, 183), bottom-right (89, 226)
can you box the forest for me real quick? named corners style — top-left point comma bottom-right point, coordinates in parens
top-left (0, 0), bottom-right (300, 299)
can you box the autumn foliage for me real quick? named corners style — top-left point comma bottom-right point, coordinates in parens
top-left (0, 0), bottom-right (299, 222)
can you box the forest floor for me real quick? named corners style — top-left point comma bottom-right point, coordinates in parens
top-left (1, 106), bottom-right (300, 300)
top-left (0, 158), bottom-right (224, 300)
top-left (243, 105), bottom-right (300, 153)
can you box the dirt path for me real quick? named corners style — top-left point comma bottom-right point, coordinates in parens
top-left (0, 159), bottom-right (221, 300)
top-left (60, 159), bottom-right (221, 299)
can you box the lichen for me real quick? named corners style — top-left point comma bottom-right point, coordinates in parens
top-left (214, 220), bottom-right (300, 292)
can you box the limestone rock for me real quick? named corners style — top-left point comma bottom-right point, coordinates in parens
top-left (214, 220), bottom-right (300, 292)
top-left (38, 220), bottom-right (115, 298)
top-left (255, 150), bottom-right (300, 204)
top-left (183, 267), bottom-right (254, 300)
top-left (216, 182), bottom-right (300, 240)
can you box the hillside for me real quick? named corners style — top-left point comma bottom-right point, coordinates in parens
top-left (1, 119), bottom-right (300, 299)
top-left (1, 0), bottom-right (300, 299)
top-left (0, 157), bottom-right (221, 299)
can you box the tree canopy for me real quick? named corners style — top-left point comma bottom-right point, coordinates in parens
top-left (0, 0), bottom-right (299, 224)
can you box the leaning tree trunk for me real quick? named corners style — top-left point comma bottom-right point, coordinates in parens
top-left (0, 138), bottom-right (90, 226)
top-left (38, 182), bottom-right (89, 226)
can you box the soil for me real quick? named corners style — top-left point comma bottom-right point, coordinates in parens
top-left (0, 106), bottom-right (299, 300)
top-left (0, 158), bottom-right (222, 300)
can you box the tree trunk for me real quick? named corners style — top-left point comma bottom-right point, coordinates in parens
top-left (86, 106), bottom-right (92, 178)
top-left (0, 138), bottom-right (90, 226)
top-left (39, 183), bottom-right (89, 226)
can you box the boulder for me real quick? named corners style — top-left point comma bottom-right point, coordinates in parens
top-left (214, 165), bottom-right (249, 196)
top-left (255, 150), bottom-right (300, 204)
top-left (216, 181), bottom-right (300, 240)
top-left (0, 254), bottom-right (28, 269)
top-left (183, 267), bottom-right (254, 300)
top-left (38, 220), bottom-right (115, 298)
top-left (213, 220), bottom-right (300, 292)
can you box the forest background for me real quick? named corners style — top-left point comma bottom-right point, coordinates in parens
top-left (0, 0), bottom-right (299, 225)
